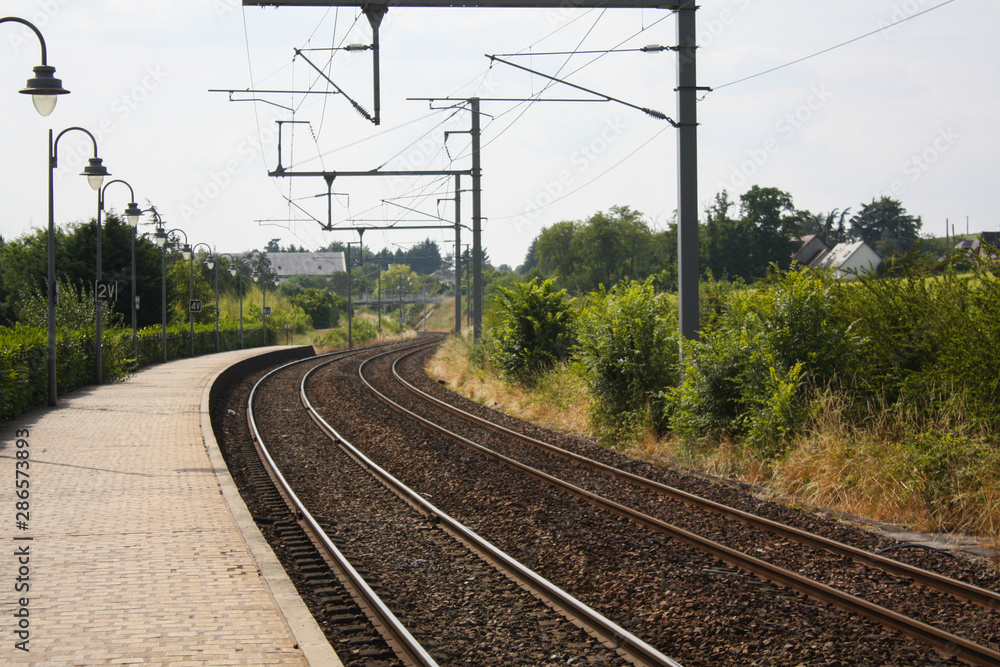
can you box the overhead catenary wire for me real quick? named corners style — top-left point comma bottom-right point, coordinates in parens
top-left (711, 0), bottom-right (959, 92)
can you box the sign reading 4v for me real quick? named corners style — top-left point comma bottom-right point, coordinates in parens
top-left (95, 280), bottom-right (117, 302)
top-left (189, 300), bottom-right (203, 313)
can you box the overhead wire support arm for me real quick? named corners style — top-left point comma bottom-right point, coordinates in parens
top-left (487, 55), bottom-right (676, 125)
top-left (294, 47), bottom-right (376, 123)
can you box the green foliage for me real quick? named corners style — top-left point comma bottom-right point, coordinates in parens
top-left (850, 197), bottom-right (921, 257)
top-left (530, 206), bottom-right (660, 293)
top-left (291, 288), bottom-right (343, 329)
top-left (491, 279), bottom-right (576, 381)
top-left (576, 279), bottom-right (678, 441)
top-left (669, 267), bottom-right (852, 457)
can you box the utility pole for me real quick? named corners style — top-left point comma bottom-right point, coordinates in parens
top-left (453, 174), bottom-right (462, 336)
top-left (676, 3), bottom-right (699, 344)
top-left (471, 97), bottom-right (483, 341)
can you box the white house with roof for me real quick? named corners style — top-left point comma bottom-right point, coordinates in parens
top-left (811, 240), bottom-right (881, 278)
top-left (266, 252), bottom-right (346, 281)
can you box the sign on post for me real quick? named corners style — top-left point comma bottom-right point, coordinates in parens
top-left (189, 300), bottom-right (203, 313)
top-left (95, 280), bottom-right (118, 302)
top-left (263, 306), bottom-right (271, 315)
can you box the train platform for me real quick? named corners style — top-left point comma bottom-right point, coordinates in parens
top-left (1, 348), bottom-right (341, 666)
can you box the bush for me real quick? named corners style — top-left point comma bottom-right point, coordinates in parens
top-left (576, 279), bottom-right (678, 441)
top-left (669, 267), bottom-right (851, 458)
top-left (490, 278), bottom-right (576, 382)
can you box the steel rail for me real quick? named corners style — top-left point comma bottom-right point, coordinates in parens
top-left (358, 344), bottom-right (1000, 666)
top-left (247, 342), bottom-right (440, 667)
top-left (302, 344), bottom-right (683, 667)
top-left (389, 345), bottom-right (1000, 611)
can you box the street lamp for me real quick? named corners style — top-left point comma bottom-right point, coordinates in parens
top-left (46, 127), bottom-right (109, 405)
top-left (205, 251), bottom-right (221, 353)
top-left (252, 269), bottom-right (270, 347)
top-left (96, 180), bottom-right (140, 384)
top-left (153, 226), bottom-right (187, 363)
top-left (190, 242), bottom-right (212, 357)
top-left (223, 256), bottom-right (246, 349)
top-left (1, 17), bottom-right (70, 117)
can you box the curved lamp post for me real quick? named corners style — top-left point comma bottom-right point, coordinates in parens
top-left (205, 250), bottom-right (221, 353)
top-left (252, 269), bottom-right (270, 347)
top-left (152, 226), bottom-right (189, 363)
top-left (4, 17), bottom-right (70, 405)
top-left (1, 16), bottom-right (70, 116)
top-left (46, 127), bottom-right (109, 405)
top-left (96, 180), bottom-right (140, 383)
top-left (222, 255), bottom-right (246, 349)
top-left (189, 242), bottom-right (212, 357)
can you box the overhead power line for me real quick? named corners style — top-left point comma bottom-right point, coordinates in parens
top-left (712, 0), bottom-right (959, 92)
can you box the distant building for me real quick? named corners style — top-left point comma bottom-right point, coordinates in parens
top-left (981, 232), bottom-right (1000, 260)
top-left (266, 252), bottom-right (345, 281)
top-left (955, 238), bottom-right (981, 255)
top-left (811, 240), bottom-right (881, 278)
top-left (792, 234), bottom-right (829, 266)
top-left (791, 236), bottom-right (881, 278)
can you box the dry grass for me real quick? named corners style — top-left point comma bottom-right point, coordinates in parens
top-left (425, 335), bottom-right (592, 436)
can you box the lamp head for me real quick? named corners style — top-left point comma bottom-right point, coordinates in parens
top-left (180, 244), bottom-right (192, 261)
top-left (153, 227), bottom-right (167, 248)
top-left (81, 157), bottom-right (110, 191)
top-left (228, 265), bottom-right (238, 277)
top-left (205, 255), bottom-right (215, 270)
top-left (124, 201), bottom-right (142, 228)
top-left (252, 271), bottom-right (260, 283)
top-left (20, 65), bottom-right (69, 117)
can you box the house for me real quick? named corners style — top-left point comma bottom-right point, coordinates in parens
top-left (981, 232), bottom-right (1000, 260)
top-left (792, 234), bottom-right (829, 266)
top-left (955, 238), bottom-right (981, 255)
top-left (266, 252), bottom-right (346, 281)
top-left (811, 240), bottom-right (881, 278)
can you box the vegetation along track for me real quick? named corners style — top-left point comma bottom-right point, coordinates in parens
top-left (334, 339), bottom-right (1000, 665)
top-left (234, 337), bottom-right (675, 667)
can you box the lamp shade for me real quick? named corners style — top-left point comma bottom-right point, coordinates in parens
top-left (205, 255), bottom-right (215, 270)
top-left (81, 157), bottom-right (110, 191)
top-left (228, 266), bottom-right (239, 277)
top-left (20, 65), bottom-right (69, 117)
top-left (252, 271), bottom-right (260, 282)
top-left (124, 202), bottom-right (142, 228)
top-left (153, 227), bottom-right (168, 248)
top-left (180, 244), bottom-right (192, 261)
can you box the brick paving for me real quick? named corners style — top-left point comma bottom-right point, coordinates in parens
top-left (0, 349), bottom-right (337, 666)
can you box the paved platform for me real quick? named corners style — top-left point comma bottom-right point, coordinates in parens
top-left (1, 348), bottom-right (341, 666)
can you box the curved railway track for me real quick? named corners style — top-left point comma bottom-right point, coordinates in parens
top-left (242, 338), bottom-right (679, 667)
top-left (216, 338), bottom-right (1000, 665)
top-left (347, 340), bottom-right (1000, 666)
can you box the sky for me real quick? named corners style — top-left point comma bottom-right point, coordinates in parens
top-left (1, 0), bottom-right (997, 270)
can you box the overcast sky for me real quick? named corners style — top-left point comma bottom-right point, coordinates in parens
top-left (2, 0), bottom-right (996, 269)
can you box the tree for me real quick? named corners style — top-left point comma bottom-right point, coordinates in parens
top-left (291, 287), bottom-right (343, 329)
top-left (850, 197), bottom-right (921, 257)
top-left (739, 185), bottom-right (799, 279)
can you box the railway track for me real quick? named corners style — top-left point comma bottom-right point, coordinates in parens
top-left (240, 338), bottom-right (681, 666)
top-left (344, 340), bottom-right (1000, 666)
top-left (213, 338), bottom-right (1000, 665)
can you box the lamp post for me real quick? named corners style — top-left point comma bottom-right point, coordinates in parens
top-left (252, 269), bottom-right (270, 347)
top-left (153, 226), bottom-right (189, 363)
top-left (345, 241), bottom-right (360, 348)
top-left (190, 242), bottom-right (212, 357)
top-left (225, 257), bottom-right (246, 349)
top-left (46, 127), bottom-right (109, 405)
top-left (1, 17), bottom-right (70, 117)
top-left (96, 180), bottom-right (140, 383)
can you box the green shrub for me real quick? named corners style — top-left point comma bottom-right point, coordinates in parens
top-left (491, 278), bottom-right (576, 382)
top-left (576, 279), bottom-right (678, 441)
